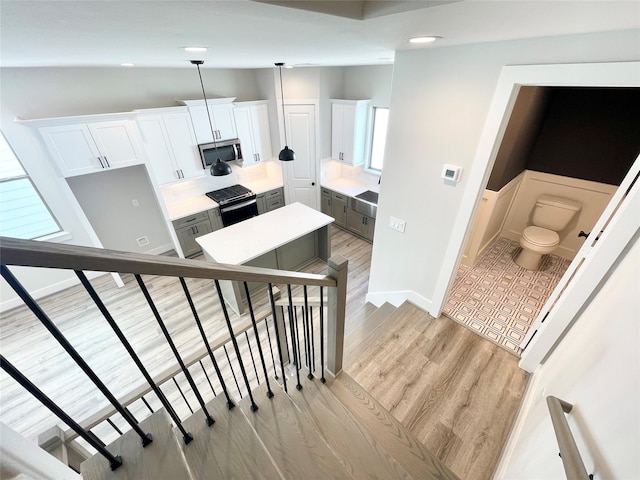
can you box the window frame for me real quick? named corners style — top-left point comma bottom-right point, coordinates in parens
top-left (0, 131), bottom-right (63, 240)
top-left (366, 106), bottom-right (389, 173)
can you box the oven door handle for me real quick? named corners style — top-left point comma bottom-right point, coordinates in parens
top-left (221, 198), bottom-right (257, 212)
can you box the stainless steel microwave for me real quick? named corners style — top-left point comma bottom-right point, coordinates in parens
top-left (198, 138), bottom-right (242, 168)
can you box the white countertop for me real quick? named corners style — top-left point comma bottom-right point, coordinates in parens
top-left (322, 177), bottom-right (379, 197)
top-left (196, 202), bottom-right (334, 265)
top-left (166, 195), bottom-right (218, 221)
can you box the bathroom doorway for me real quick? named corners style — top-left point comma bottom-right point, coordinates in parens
top-left (443, 85), bottom-right (640, 356)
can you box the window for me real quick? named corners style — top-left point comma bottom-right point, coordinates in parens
top-left (368, 107), bottom-right (389, 171)
top-left (0, 131), bottom-right (61, 239)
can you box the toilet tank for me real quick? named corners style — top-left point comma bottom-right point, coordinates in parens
top-left (532, 194), bottom-right (582, 231)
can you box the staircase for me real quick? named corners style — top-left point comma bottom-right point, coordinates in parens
top-left (80, 372), bottom-right (458, 480)
top-left (1, 237), bottom-right (459, 479)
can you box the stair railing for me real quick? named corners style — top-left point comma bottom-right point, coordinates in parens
top-left (547, 396), bottom-right (593, 480)
top-left (0, 236), bottom-right (347, 471)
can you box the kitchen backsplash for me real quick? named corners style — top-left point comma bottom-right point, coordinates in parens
top-left (321, 158), bottom-right (380, 187)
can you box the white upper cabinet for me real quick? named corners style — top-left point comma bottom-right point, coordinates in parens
top-left (178, 98), bottom-right (237, 144)
top-left (330, 99), bottom-right (370, 166)
top-left (234, 101), bottom-right (273, 167)
top-left (136, 107), bottom-right (203, 185)
top-left (38, 119), bottom-right (145, 177)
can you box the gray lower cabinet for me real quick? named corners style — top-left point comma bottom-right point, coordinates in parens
top-left (331, 192), bottom-right (348, 227)
top-left (257, 187), bottom-right (285, 214)
top-left (346, 209), bottom-right (375, 241)
top-left (173, 208), bottom-right (222, 258)
top-left (321, 188), bottom-right (332, 216)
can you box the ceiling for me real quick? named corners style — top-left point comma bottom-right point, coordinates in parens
top-left (1, 0), bottom-right (638, 69)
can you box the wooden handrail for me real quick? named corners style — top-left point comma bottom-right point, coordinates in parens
top-left (0, 237), bottom-right (336, 288)
top-left (547, 396), bottom-right (592, 480)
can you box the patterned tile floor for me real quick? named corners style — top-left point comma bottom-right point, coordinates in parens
top-left (443, 237), bottom-right (571, 356)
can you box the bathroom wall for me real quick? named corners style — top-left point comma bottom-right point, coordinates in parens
top-left (501, 170), bottom-right (617, 259)
top-left (486, 87), bottom-right (548, 191)
top-left (462, 172), bottom-right (523, 267)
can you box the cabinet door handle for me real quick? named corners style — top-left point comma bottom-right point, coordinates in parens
top-left (257, 154), bottom-right (260, 162)
top-left (328, 199), bottom-right (331, 206)
top-left (343, 206), bottom-right (347, 213)
top-left (98, 157), bottom-right (105, 168)
top-left (180, 169), bottom-right (184, 178)
top-left (194, 225), bottom-right (199, 234)
top-left (103, 156), bottom-right (111, 168)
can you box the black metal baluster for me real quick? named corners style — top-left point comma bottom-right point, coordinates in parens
top-left (213, 280), bottom-right (258, 411)
top-left (135, 274), bottom-right (214, 427)
top-left (75, 270), bottom-right (192, 443)
top-left (320, 287), bottom-right (326, 383)
top-left (287, 285), bottom-right (303, 390)
top-left (310, 306), bottom-right (316, 375)
top-left (268, 284), bottom-right (288, 392)
top-left (141, 396), bottom-right (154, 414)
top-left (87, 430), bottom-right (106, 448)
top-left (244, 331), bottom-right (260, 385)
top-left (199, 360), bottom-right (217, 397)
top-left (179, 277), bottom-right (234, 410)
top-left (303, 286), bottom-right (314, 379)
top-left (173, 377), bottom-right (194, 414)
top-left (106, 418), bottom-right (123, 435)
top-left (0, 266), bottom-right (153, 447)
top-left (1, 355), bottom-right (123, 471)
top-left (293, 307), bottom-right (304, 367)
top-left (263, 316), bottom-right (279, 380)
top-left (222, 344), bottom-right (242, 398)
top-left (243, 282), bottom-right (274, 398)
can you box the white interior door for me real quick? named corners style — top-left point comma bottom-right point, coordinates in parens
top-left (281, 104), bottom-right (317, 209)
top-left (520, 153), bottom-right (640, 370)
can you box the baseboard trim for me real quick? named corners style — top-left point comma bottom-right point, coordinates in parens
top-left (365, 290), bottom-right (433, 313)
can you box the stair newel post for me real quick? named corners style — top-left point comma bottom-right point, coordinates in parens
top-left (287, 285), bottom-right (303, 390)
top-left (213, 280), bottom-right (259, 412)
top-left (243, 282), bottom-right (274, 398)
top-left (268, 283), bottom-right (288, 392)
top-left (0, 266), bottom-right (153, 448)
top-left (178, 277), bottom-right (235, 411)
top-left (135, 274), bottom-right (215, 427)
top-left (327, 255), bottom-right (348, 378)
top-left (303, 286), bottom-right (314, 379)
top-left (320, 287), bottom-right (326, 383)
top-left (1, 355), bottom-right (124, 471)
top-left (75, 270), bottom-right (193, 444)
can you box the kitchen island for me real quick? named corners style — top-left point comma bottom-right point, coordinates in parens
top-left (196, 202), bottom-right (334, 314)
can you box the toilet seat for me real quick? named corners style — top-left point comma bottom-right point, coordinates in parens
top-left (522, 226), bottom-right (559, 247)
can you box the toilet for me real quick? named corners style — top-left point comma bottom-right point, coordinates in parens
top-left (515, 195), bottom-right (582, 270)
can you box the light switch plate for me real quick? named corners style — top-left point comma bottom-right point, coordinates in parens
top-left (389, 216), bottom-right (406, 233)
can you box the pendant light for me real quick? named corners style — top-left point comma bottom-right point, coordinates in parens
top-left (190, 60), bottom-right (232, 176)
top-left (275, 63), bottom-right (295, 161)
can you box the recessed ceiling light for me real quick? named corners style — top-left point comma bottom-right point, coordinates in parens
top-left (121, 63), bottom-right (135, 67)
top-left (408, 36), bottom-right (440, 44)
top-left (183, 46), bottom-right (208, 52)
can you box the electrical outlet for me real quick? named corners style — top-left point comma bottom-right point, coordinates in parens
top-left (132, 199), bottom-right (139, 207)
top-left (389, 216), bottom-right (406, 233)
top-left (136, 236), bottom-right (149, 247)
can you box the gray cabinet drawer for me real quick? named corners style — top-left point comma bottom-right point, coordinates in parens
top-left (266, 196), bottom-right (284, 211)
top-left (172, 211), bottom-right (210, 229)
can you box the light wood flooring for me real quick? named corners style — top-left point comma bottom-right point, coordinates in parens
top-left (0, 226), bottom-right (528, 479)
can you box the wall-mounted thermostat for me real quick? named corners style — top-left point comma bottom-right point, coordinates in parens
top-left (441, 164), bottom-right (463, 183)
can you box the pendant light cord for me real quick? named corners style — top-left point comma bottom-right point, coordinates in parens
top-left (277, 63), bottom-right (288, 146)
top-left (195, 62), bottom-right (218, 148)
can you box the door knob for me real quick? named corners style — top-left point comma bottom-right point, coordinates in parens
top-left (311, 182), bottom-right (315, 186)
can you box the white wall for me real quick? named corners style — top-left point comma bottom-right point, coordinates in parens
top-left (367, 29), bottom-right (640, 311)
top-left (495, 234), bottom-right (640, 479)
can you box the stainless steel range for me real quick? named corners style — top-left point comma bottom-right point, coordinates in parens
top-left (206, 184), bottom-right (258, 226)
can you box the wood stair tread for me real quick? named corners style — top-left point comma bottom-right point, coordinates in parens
top-left (80, 409), bottom-right (193, 480)
top-left (238, 380), bottom-right (353, 479)
top-left (179, 393), bottom-right (281, 480)
top-left (330, 372), bottom-right (460, 480)
top-left (286, 373), bottom-right (414, 480)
